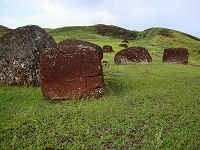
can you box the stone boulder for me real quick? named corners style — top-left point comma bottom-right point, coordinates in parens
top-left (114, 46), bottom-right (152, 64)
top-left (162, 48), bottom-right (189, 65)
top-left (0, 25), bottom-right (57, 86)
top-left (58, 39), bottom-right (103, 60)
top-left (102, 45), bottom-right (114, 53)
top-left (102, 61), bottom-right (110, 67)
top-left (40, 46), bottom-right (104, 101)
top-left (122, 40), bottom-right (129, 43)
top-left (119, 44), bottom-right (128, 48)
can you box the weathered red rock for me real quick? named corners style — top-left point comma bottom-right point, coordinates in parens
top-left (40, 47), bottom-right (104, 100)
top-left (0, 25), bottom-right (57, 86)
top-left (162, 48), bottom-right (189, 65)
top-left (122, 40), bottom-right (129, 43)
top-left (114, 46), bottom-right (152, 64)
top-left (119, 44), bottom-right (128, 48)
top-left (102, 45), bottom-right (114, 53)
top-left (58, 39), bottom-right (103, 60)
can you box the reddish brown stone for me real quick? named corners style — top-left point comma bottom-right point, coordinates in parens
top-left (58, 39), bottom-right (103, 60)
top-left (114, 46), bottom-right (152, 64)
top-left (102, 45), bottom-right (114, 53)
top-left (119, 44), bottom-right (128, 48)
top-left (40, 47), bottom-right (104, 101)
top-left (162, 48), bottom-right (189, 65)
top-left (122, 40), bottom-right (129, 43)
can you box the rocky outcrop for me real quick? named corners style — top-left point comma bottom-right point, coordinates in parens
top-left (0, 25), bottom-right (57, 86)
top-left (58, 39), bottom-right (103, 60)
top-left (162, 48), bottom-right (189, 65)
top-left (114, 46), bottom-right (152, 64)
top-left (40, 46), bottom-right (104, 101)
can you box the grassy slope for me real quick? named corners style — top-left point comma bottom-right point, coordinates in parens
top-left (0, 25), bottom-right (200, 149)
top-left (45, 25), bottom-right (200, 63)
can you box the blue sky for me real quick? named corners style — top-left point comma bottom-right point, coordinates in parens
top-left (0, 0), bottom-right (199, 38)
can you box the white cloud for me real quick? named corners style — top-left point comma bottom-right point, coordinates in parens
top-left (0, 0), bottom-right (199, 37)
top-left (0, 0), bottom-right (117, 28)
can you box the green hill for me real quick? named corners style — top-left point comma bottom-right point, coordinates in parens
top-left (1, 24), bottom-right (200, 64)
top-left (44, 24), bottom-right (200, 64)
top-left (1, 24), bottom-right (200, 149)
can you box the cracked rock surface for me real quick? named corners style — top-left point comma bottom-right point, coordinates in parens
top-left (114, 46), bottom-right (152, 64)
top-left (58, 39), bottom-right (103, 60)
top-left (0, 25), bottom-right (57, 86)
top-left (162, 48), bottom-right (189, 65)
top-left (40, 47), bottom-right (104, 101)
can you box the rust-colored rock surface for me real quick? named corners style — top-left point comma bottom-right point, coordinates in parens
top-left (40, 47), bottom-right (104, 101)
top-left (162, 48), bottom-right (189, 65)
top-left (119, 44), bottom-right (128, 48)
top-left (102, 45), bottom-right (114, 53)
top-left (58, 39), bottom-right (103, 60)
top-left (0, 25), bottom-right (57, 86)
top-left (122, 40), bottom-right (129, 43)
top-left (114, 47), bottom-right (152, 64)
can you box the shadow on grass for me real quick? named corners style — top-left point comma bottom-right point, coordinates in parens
top-left (104, 75), bottom-right (128, 97)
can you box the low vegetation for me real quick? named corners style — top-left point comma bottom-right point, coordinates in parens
top-left (0, 25), bottom-right (12, 37)
top-left (0, 24), bottom-right (200, 149)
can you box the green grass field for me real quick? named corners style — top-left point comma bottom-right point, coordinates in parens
top-left (0, 25), bottom-right (200, 149)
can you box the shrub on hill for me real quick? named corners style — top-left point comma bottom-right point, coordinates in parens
top-left (158, 29), bottom-right (173, 37)
top-left (95, 24), bottom-right (138, 40)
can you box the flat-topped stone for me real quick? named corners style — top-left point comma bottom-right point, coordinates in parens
top-left (102, 45), bottom-right (114, 53)
top-left (40, 46), bottom-right (104, 101)
top-left (162, 48), bottom-right (189, 65)
top-left (58, 39), bottom-right (103, 60)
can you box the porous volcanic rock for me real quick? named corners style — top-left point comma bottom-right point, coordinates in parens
top-left (102, 45), bottom-right (114, 53)
top-left (122, 40), bottom-right (129, 43)
top-left (0, 25), bottom-right (57, 86)
top-left (119, 44), bottom-right (128, 48)
top-left (162, 48), bottom-right (189, 65)
top-left (114, 46), bottom-right (152, 64)
top-left (58, 39), bottom-right (103, 60)
top-left (102, 61), bottom-right (110, 66)
top-left (40, 47), bottom-right (104, 101)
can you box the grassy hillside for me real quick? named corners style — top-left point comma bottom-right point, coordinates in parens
top-left (44, 24), bottom-right (200, 64)
top-left (0, 24), bottom-right (200, 149)
top-left (1, 24), bottom-right (200, 64)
